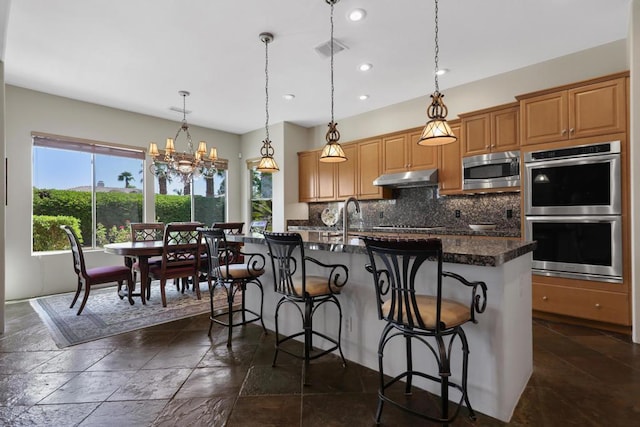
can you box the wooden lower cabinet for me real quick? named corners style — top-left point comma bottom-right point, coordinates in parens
top-left (532, 281), bottom-right (630, 326)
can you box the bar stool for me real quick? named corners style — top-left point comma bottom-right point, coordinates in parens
top-left (199, 227), bottom-right (266, 347)
top-left (363, 237), bottom-right (487, 425)
top-left (263, 232), bottom-right (348, 385)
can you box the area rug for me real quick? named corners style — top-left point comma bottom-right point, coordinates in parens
top-left (30, 283), bottom-right (228, 348)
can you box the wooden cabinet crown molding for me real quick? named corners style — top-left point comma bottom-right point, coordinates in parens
top-left (515, 71), bottom-right (629, 101)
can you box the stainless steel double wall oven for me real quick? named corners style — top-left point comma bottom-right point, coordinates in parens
top-left (524, 141), bottom-right (622, 283)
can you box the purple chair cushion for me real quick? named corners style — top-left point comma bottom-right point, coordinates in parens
top-left (85, 265), bottom-right (131, 283)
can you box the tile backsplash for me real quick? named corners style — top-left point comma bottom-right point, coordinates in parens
top-left (307, 188), bottom-right (521, 231)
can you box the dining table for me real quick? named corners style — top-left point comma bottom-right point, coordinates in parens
top-left (103, 240), bottom-right (165, 305)
top-left (104, 239), bottom-right (244, 305)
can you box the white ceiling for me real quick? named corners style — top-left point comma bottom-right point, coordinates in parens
top-left (3, 0), bottom-right (631, 135)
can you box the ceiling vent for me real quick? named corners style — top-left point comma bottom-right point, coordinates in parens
top-left (314, 39), bottom-right (348, 58)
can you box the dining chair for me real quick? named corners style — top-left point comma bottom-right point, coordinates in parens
top-left (263, 231), bottom-right (348, 385)
top-left (212, 222), bottom-right (244, 235)
top-left (128, 222), bottom-right (164, 301)
top-left (199, 227), bottom-right (266, 347)
top-left (363, 236), bottom-right (488, 424)
top-left (60, 225), bottom-right (134, 315)
top-left (148, 222), bottom-right (203, 307)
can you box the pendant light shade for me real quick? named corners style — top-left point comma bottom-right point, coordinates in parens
top-left (319, 0), bottom-right (347, 163)
top-left (256, 32), bottom-right (280, 173)
top-left (418, 0), bottom-right (457, 146)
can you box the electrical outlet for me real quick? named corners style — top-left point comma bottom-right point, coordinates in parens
top-left (379, 211), bottom-right (384, 219)
top-left (455, 210), bottom-right (461, 218)
top-left (507, 209), bottom-right (513, 219)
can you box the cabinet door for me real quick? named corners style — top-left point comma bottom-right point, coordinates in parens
top-left (492, 106), bottom-right (520, 151)
top-left (462, 113), bottom-right (491, 156)
top-left (358, 138), bottom-right (385, 199)
top-left (438, 121), bottom-right (462, 194)
top-left (336, 144), bottom-right (358, 199)
top-left (520, 91), bottom-right (568, 145)
top-left (317, 158), bottom-right (336, 201)
top-left (298, 151), bottom-right (317, 202)
top-left (408, 130), bottom-right (438, 170)
top-left (382, 134), bottom-right (408, 173)
top-left (569, 78), bottom-right (626, 139)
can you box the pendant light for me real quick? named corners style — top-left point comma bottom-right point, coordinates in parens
top-left (256, 32), bottom-right (280, 172)
top-left (319, 0), bottom-right (347, 163)
top-left (418, 0), bottom-right (457, 146)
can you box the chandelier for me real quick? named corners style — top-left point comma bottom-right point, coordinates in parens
top-left (319, 0), bottom-right (347, 163)
top-left (256, 32), bottom-right (280, 173)
top-left (418, 0), bottom-right (457, 146)
top-left (148, 91), bottom-right (218, 183)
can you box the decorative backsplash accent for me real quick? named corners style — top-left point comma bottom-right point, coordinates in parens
top-left (306, 188), bottom-right (521, 231)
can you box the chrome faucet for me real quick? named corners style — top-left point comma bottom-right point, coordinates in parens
top-left (343, 196), bottom-right (361, 242)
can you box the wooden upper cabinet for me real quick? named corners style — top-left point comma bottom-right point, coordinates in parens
top-left (358, 138), bottom-right (390, 200)
top-left (408, 129), bottom-right (438, 170)
top-left (382, 134), bottom-right (408, 173)
top-left (336, 144), bottom-right (358, 199)
top-left (382, 129), bottom-right (437, 173)
top-left (316, 157), bottom-right (336, 201)
top-left (519, 76), bottom-right (626, 146)
top-left (298, 151), bottom-right (318, 202)
top-left (492, 105), bottom-right (520, 151)
top-left (438, 120), bottom-right (463, 194)
top-left (461, 103), bottom-right (519, 156)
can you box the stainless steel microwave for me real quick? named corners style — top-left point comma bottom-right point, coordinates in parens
top-left (462, 151), bottom-right (520, 191)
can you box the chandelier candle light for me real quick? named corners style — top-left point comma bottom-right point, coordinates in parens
top-left (418, 0), bottom-right (457, 146)
top-left (256, 32), bottom-right (280, 173)
top-left (319, 0), bottom-right (347, 163)
top-left (148, 91), bottom-right (218, 183)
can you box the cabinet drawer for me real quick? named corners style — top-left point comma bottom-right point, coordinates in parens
top-left (532, 283), bottom-right (630, 325)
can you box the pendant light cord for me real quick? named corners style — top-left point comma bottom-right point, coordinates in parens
top-left (330, 0), bottom-right (335, 123)
top-left (264, 36), bottom-right (270, 142)
top-left (434, 0), bottom-right (440, 93)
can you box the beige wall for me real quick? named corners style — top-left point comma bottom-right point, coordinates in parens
top-left (4, 86), bottom-right (242, 300)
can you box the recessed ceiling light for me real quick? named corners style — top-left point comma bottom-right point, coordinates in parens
top-left (283, 94), bottom-right (295, 100)
top-left (359, 94), bottom-right (369, 100)
top-left (348, 9), bottom-right (367, 22)
top-left (435, 68), bottom-right (449, 76)
top-left (358, 63), bottom-right (372, 72)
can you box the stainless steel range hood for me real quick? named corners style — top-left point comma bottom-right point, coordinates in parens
top-left (373, 169), bottom-right (438, 188)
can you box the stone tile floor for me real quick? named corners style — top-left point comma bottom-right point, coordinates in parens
top-left (1, 300), bottom-right (639, 426)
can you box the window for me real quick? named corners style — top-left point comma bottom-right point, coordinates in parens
top-left (32, 133), bottom-right (145, 251)
top-left (248, 160), bottom-right (273, 231)
top-left (153, 160), bottom-right (227, 225)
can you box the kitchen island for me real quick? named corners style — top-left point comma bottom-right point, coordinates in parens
top-left (226, 231), bottom-right (536, 422)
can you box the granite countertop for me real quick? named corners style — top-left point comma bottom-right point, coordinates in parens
top-left (227, 231), bottom-right (536, 267)
top-left (287, 225), bottom-right (521, 239)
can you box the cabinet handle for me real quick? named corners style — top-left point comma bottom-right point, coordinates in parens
top-left (542, 296), bottom-right (548, 301)
top-left (561, 129), bottom-right (567, 136)
top-left (595, 303), bottom-right (601, 309)
top-left (569, 128), bottom-right (575, 135)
